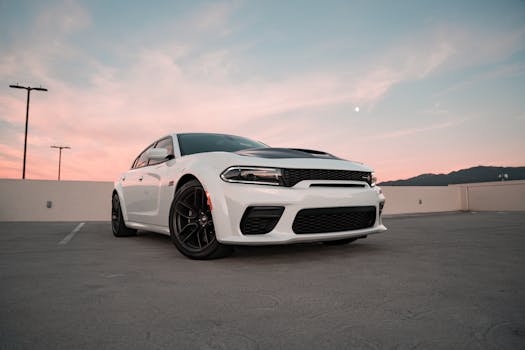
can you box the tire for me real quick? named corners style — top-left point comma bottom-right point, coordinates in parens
top-left (169, 179), bottom-right (233, 259)
top-left (112, 193), bottom-right (137, 237)
top-left (322, 236), bottom-right (366, 246)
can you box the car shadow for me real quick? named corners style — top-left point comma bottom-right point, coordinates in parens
top-left (135, 230), bottom-right (171, 242)
top-left (133, 230), bottom-right (385, 262)
top-left (230, 240), bottom-right (384, 261)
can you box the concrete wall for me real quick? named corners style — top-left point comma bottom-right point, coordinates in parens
top-left (457, 180), bottom-right (525, 212)
top-left (0, 179), bottom-right (523, 221)
top-left (381, 186), bottom-right (461, 215)
top-left (0, 179), bottom-right (113, 222)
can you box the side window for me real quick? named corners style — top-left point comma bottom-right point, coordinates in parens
top-left (131, 157), bottom-right (138, 169)
top-left (155, 137), bottom-right (174, 156)
top-left (149, 137), bottom-right (174, 166)
top-left (135, 144), bottom-right (154, 168)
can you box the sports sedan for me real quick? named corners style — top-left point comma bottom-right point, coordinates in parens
top-left (112, 133), bottom-right (386, 259)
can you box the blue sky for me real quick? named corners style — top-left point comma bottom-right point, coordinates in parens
top-left (1, 0), bottom-right (524, 181)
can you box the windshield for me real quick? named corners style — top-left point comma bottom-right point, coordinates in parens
top-left (177, 133), bottom-right (268, 156)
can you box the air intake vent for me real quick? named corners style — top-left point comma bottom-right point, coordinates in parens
top-left (241, 206), bottom-right (284, 235)
top-left (292, 206), bottom-right (376, 234)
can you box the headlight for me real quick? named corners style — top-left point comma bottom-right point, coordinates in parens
top-left (221, 167), bottom-right (283, 186)
top-left (371, 172), bottom-right (377, 187)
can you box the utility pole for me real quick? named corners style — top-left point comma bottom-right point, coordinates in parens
top-left (9, 84), bottom-right (48, 179)
top-left (50, 145), bottom-right (70, 181)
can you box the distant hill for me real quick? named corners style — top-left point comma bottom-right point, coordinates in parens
top-left (378, 166), bottom-right (525, 186)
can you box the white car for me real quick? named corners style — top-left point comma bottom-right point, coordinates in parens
top-left (112, 133), bottom-right (386, 259)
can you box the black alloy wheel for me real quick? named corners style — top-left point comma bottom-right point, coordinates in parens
top-left (169, 180), bottom-right (232, 259)
top-left (112, 193), bottom-right (137, 237)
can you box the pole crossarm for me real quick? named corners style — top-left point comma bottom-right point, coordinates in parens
top-left (9, 84), bottom-right (48, 91)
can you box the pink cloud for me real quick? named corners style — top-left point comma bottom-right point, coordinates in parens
top-left (371, 119), bottom-right (468, 140)
top-left (1, 4), bottom-right (524, 182)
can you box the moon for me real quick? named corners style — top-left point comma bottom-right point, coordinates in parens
top-left (355, 106), bottom-right (360, 112)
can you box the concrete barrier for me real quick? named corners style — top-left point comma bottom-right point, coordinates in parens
top-left (0, 179), bottom-right (523, 221)
top-left (0, 179), bottom-right (113, 222)
top-left (456, 180), bottom-right (525, 212)
top-left (381, 186), bottom-right (461, 215)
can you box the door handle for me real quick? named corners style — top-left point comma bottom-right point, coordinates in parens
top-left (138, 176), bottom-right (143, 181)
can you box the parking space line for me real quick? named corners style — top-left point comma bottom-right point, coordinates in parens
top-left (59, 222), bottom-right (85, 245)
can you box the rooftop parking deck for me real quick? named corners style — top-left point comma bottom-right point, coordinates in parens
top-left (1, 212), bottom-right (524, 349)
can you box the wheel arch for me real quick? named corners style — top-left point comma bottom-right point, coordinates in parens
top-left (170, 161), bottom-right (232, 245)
top-left (112, 184), bottom-right (130, 222)
top-left (175, 174), bottom-right (201, 194)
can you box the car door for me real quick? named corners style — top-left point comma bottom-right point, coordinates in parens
top-left (121, 143), bottom-right (154, 222)
top-left (132, 137), bottom-right (175, 225)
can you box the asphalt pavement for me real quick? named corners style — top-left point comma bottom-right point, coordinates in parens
top-left (1, 212), bottom-right (524, 349)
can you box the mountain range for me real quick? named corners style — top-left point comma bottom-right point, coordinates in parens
top-left (378, 166), bottom-right (525, 186)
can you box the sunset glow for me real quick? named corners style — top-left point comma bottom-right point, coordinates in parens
top-left (1, 1), bottom-right (524, 182)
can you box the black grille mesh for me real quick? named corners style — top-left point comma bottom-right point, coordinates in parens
top-left (243, 217), bottom-right (276, 235)
top-left (292, 206), bottom-right (376, 234)
top-left (241, 207), bottom-right (284, 235)
top-left (282, 169), bottom-right (371, 187)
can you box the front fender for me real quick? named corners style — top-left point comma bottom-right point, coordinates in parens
top-left (173, 159), bottom-right (234, 241)
top-left (113, 178), bottom-right (130, 222)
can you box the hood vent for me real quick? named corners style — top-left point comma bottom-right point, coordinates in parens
top-left (235, 147), bottom-right (341, 160)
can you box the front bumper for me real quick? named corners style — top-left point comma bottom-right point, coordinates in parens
top-left (207, 180), bottom-right (387, 245)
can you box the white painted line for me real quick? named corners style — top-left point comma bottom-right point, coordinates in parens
top-left (59, 222), bottom-right (85, 245)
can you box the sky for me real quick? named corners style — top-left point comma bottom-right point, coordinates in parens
top-left (1, 0), bottom-right (524, 182)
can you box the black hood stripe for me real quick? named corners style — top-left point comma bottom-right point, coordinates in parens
top-left (235, 148), bottom-right (342, 160)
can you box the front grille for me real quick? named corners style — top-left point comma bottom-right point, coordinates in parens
top-left (281, 169), bottom-right (371, 187)
top-left (292, 206), bottom-right (376, 234)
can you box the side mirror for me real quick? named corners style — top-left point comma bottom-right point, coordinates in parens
top-left (146, 148), bottom-right (169, 161)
